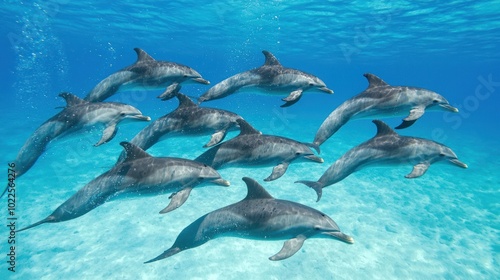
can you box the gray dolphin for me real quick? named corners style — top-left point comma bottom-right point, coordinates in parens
top-left (84, 48), bottom-right (210, 102)
top-left (9, 92), bottom-right (150, 180)
top-left (16, 142), bottom-right (230, 232)
top-left (116, 93), bottom-right (243, 164)
top-left (313, 73), bottom-right (459, 147)
top-left (198, 50), bottom-right (333, 107)
top-left (298, 120), bottom-right (468, 201)
top-left (145, 177), bottom-right (353, 263)
top-left (195, 119), bottom-right (323, 181)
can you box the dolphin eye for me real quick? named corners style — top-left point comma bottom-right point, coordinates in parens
top-left (120, 113), bottom-right (126, 116)
top-left (309, 83), bottom-right (314, 86)
top-left (433, 100), bottom-right (439, 103)
top-left (439, 153), bottom-right (445, 157)
top-left (314, 226), bottom-right (321, 231)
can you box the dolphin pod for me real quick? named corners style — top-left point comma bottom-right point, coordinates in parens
top-left (198, 50), bottom-right (333, 107)
top-left (16, 142), bottom-right (230, 232)
top-left (298, 120), bottom-right (468, 201)
top-left (12, 48), bottom-right (468, 264)
top-left (145, 177), bottom-right (353, 263)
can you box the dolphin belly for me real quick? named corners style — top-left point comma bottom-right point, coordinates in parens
top-left (207, 148), bottom-right (290, 169)
top-left (353, 105), bottom-right (413, 120)
top-left (119, 81), bottom-right (168, 91)
top-left (254, 85), bottom-right (301, 95)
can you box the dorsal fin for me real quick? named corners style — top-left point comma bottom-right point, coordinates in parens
top-left (119, 142), bottom-right (152, 162)
top-left (242, 177), bottom-right (274, 200)
top-left (134, 48), bottom-right (155, 62)
top-left (364, 73), bottom-right (389, 88)
top-left (372, 120), bottom-right (397, 136)
top-left (59, 92), bottom-right (87, 107)
top-left (176, 93), bottom-right (197, 108)
top-left (262, 50), bottom-right (281, 66)
top-left (237, 119), bottom-right (261, 135)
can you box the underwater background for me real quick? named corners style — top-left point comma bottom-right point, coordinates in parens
top-left (1, 1), bottom-right (499, 279)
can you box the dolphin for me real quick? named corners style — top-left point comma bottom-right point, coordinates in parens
top-left (313, 73), bottom-right (459, 147)
top-left (116, 93), bottom-right (243, 164)
top-left (84, 48), bottom-right (210, 102)
top-left (198, 50), bottom-right (333, 107)
top-left (195, 119), bottom-right (323, 181)
top-left (16, 142), bottom-right (230, 232)
top-left (298, 120), bottom-right (468, 201)
top-left (145, 177), bottom-right (353, 263)
top-left (7, 92), bottom-right (150, 181)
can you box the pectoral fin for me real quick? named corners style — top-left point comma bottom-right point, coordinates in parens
top-left (204, 130), bottom-right (227, 147)
top-left (269, 235), bottom-right (307, 261)
top-left (264, 162), bottom-right (289, 181)
top-left (281, 89), bottom-right (303, 107)
top-left (396, 106), bottom-right (425, 129)
top-left (95, 124), bottom-right (117, 146)
top-left (158, 83), bottom-right (182, 100)
top-left (405, 163), bottom-right (430, 178)
top-left (406, 106), bottom-right (426, 121)
top-left (159, 187), bottom-right (193, 214)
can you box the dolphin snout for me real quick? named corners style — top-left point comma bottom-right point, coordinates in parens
top-left (304, 155), bottom-right (324, 163)
top-left (129, 115), bottom-right (151, 121)
top-left (439, 103), bottom-right (459, 113)
top-left (449, 158), bottom-right (468, 168)
top-left (318, 87), bottom-right (334, 94)
top-left (322, 231), bottom-right (355, 244)
top-left (211, 178), bottom-right (230, 186)
top-left (192, 77), bottom-right (210, 85)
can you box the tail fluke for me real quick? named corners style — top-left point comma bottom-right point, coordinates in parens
top-left (157, 83), bottom-right (182, 101)
top-left (144, 247), bottom-right (182, 264)
top-left (0, 184), bottom-right (8, 198)
top-left (304, 142), bottom-right (320, 154)
top-left (16, 216), bottom-right (55, 232)
top-left (295, 180), bottom-right (324, 202)
top-left (1, 162), bottom-right (23, 198)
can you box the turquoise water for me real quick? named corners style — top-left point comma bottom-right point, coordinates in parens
top-left (1, 1), bottom-right (499, 279)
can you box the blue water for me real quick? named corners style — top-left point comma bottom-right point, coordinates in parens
top-left (1, 1), bottom-right (499, 279)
